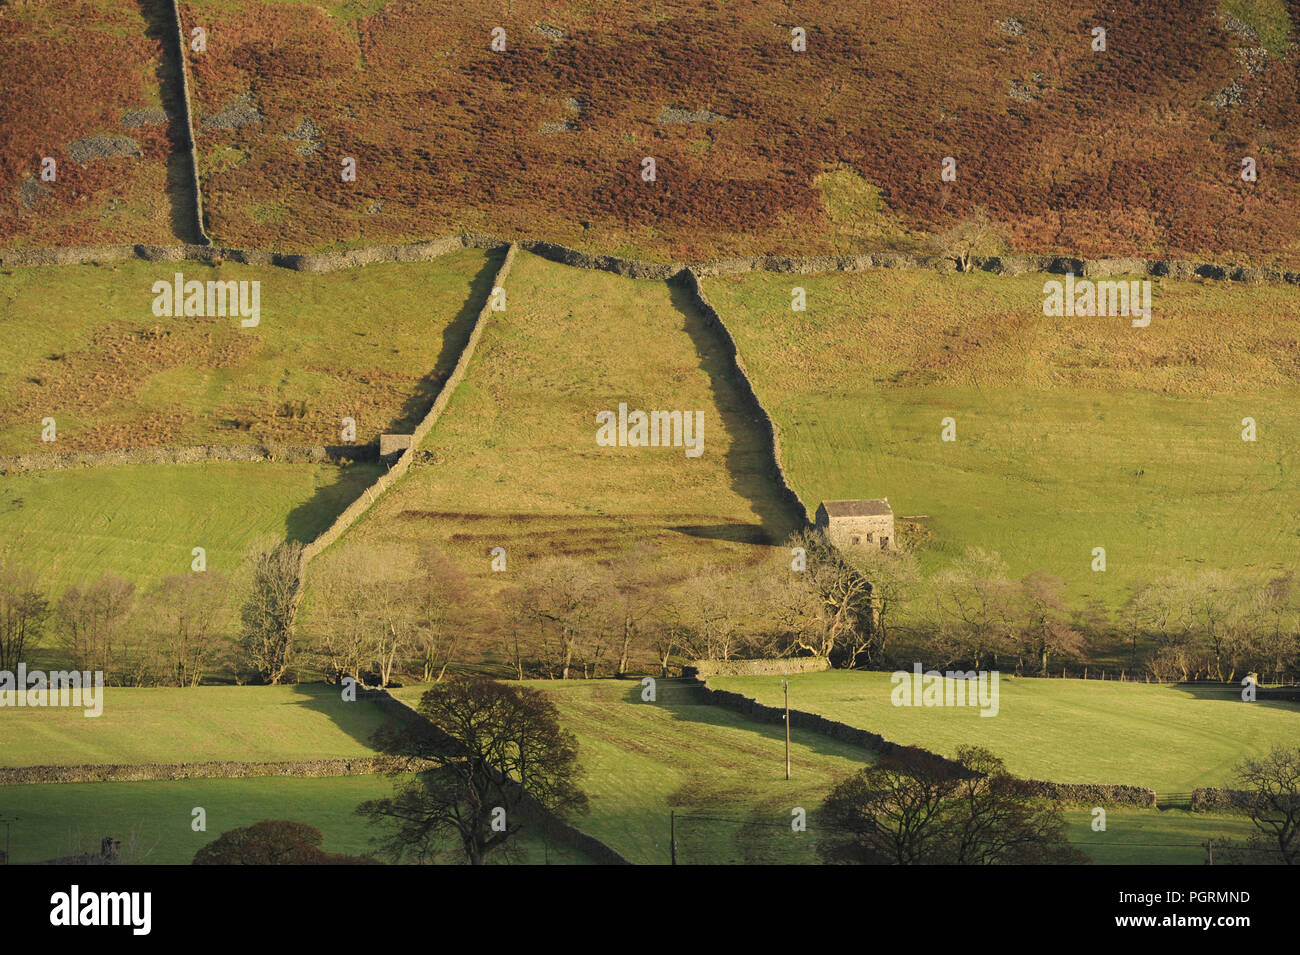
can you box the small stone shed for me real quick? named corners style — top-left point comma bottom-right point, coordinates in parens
top-left (814, 499), bottom-right (895, 550)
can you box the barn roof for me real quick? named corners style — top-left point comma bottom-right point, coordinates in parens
top-left (820, 499), bottom-right (892, 518)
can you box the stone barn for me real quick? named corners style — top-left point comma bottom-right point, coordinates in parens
top-left (814, 499), bottom-right (895, 550)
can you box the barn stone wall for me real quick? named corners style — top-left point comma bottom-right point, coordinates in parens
top-left (819, 513), bottom-right (895, 549)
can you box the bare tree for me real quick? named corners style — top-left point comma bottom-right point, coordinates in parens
top-left (498, 584), bottom-right (532, 680)
top-left (0, 562), bottom-right (50, 672)
top-left (930, 206), bottom-right (1008, 272)
top-left (1253, 574), bottom-right (1299, 683)
top-left (647, 592), bottom-right (694, 678)
top-left (306, 549), bottom-right (371, 685)
top-left (412, 548), bottom-right (473, 683)
top-left (57, 574), bottom-right (135, 676)
top-left (359, 679), bottom-right (588, 865)
top-left (144, 573), bottom-right (227, 686)
top-left (819, 746), bottom-right (1086, 865)
top-left (1214, 747), bottom-right (1300, 865)
top-left (932, 548), bottom-right (1015, 670)
top-left (605, 547), bottom-right (661, 676)
top-left (1183, 570), bottom-right (1250, 682)
top-left (678, 570), bottom-right (752, 662)
top-left (1016, 570), bottom-right (1084, 676)
top-left (779, 529), bottom-right (874, 666)
top-left (528, 558), bottom-right (607, 679)
top-left (238, 540), bottom-right (303, 685)
top-left (846, 544), bottom-right (922, 666)
top-left (358, 563), bottom-right (417, 688)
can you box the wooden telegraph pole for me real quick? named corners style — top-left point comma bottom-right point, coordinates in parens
top-left (784, 679), bottom-right (791, 780)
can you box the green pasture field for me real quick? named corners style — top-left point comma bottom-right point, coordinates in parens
top-left (0, 684), bottom-right (383, 768)
top-left (396, 677), bottom-right (1261, 864)
top-left (0, 247), bottom-right (497, 452)
top-left (0, 774), bottom-right (594, 864)
top-left (0, 460), bottom-right (381, 595)
top-left (710, 671), bottom-right (1300, 793)
top-left (1064, 807), bottom-right (1258, 865)
top-left (310, 250), bottom-right (800, 602)
top-left (393, 679), bottom-right (872, 865)
top-left (704, 268), bottom-right (1300, 608)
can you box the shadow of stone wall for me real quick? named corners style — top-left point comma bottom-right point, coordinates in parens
top-left (299, 243), bottom-right (518, 565)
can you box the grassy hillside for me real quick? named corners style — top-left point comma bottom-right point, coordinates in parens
top-left (0, 685), bottom-right (383, 768)
top-left (172, 0), bottom-right (1299, 261)
top-left (705, 268), bottom-right (1300, 606)
top-left (394, 679), bottom-right (872, 864)
top-left (0, 248), bottom-right (497, 452)
top-left (0, 774), bottom-right (595, 864)
top-left (310, 251), bottom-right (799, 617)
top-left (0, 460), bottom-right (380, 593)
top-left (711, 671), bottom-right (1300, 793)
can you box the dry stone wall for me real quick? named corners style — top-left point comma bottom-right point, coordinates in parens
top-left (299, 243), bottom-right (518, 564)
top-left (166, 0), bottom-right (209, 245)
top-left (688, 668), bottom-right (1158, 807)
top-left (0, 443), bottom-right (376, 474)
top-left (1191, 787), bottom-right (1256, 811)
top-left (6, 233), bottom-right (1300, 288)
top-left (0, 755), bottom-right (424, 786)
top-left (685, 657), bottom-right (830, 678)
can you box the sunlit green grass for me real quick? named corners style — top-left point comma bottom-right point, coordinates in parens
top-left (393, 679), bottom-right (872, 864)
top-left (1221, 0), bottom-right (1293, 58)
top-left (1064, 807), bottom-right (1258, 865)
top-left (0, 248), bottom-right (495, 452)
top-left (710, 671), bottom-right (1300, 793)
top-left (0, 685), bottom-right (384, 768)
top-left (0, 774), bottom-right (594, 864)
top-left (318, 250), bottom-right (799, 599)
top-left (705, 269), bottom-right (1300, 608)
top-left (0, 460), bottom-right (381, 593)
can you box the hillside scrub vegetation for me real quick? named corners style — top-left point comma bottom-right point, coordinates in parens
top-left (169, 0), bottom-right (1300, 262)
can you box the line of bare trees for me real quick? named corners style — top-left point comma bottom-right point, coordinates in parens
top-left (291, 530), bottom-right (1300, 686)
top-left (917, 548), bottom-right (1300, 684)
top-left (0, 538), bottom-right (305, 687)
top-left (465, 534), bottom-right (1300, 684)
top-left (6, 528), bottom-right (1298, 688)
top-left (0, 558), bottom-right (230, 685)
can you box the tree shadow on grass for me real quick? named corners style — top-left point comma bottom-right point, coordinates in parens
top-left (383, 247), bottom-right (506, 435)
top-left (665, 280), bottom-right (803, 549)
